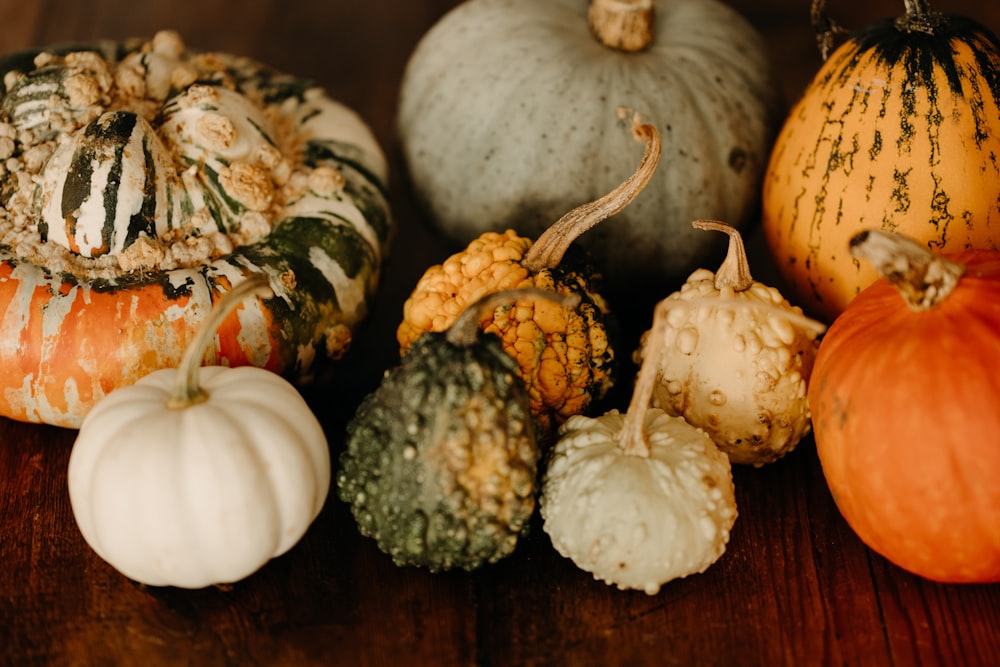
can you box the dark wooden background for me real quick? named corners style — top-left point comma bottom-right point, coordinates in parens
top-left (1, 1), bottom-right (999, 665)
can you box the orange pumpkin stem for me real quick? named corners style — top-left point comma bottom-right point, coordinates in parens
top-left (896, 0), bottom-right (944, 35)
top-left (693, 219), bottom-right (754, 292)
top-left (522, 110), bottom-right (661, 272)
top-left (167, 274), bottom-right (275, 409)
top-left (809, 0), bottom-right (847, 60)
top-left (810, 0), bottom-right (943, 59)
top-left (588, 0), bottom-right (654, 52)
top-left (445, 288), bottom-right (580, 347)
top-left (849, 229), bottom-right (964, 311)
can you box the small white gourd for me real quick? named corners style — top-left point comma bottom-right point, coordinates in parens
top-left (67, 275), bottom-right (331, 589)
top-left (540, 293), bottom-right (737, 595)
top-left (633, 220), bottom-right (827, 466)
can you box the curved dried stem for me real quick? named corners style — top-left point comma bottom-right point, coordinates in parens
top-left (522, 109), bottom-right (661, 272)
top-left (810, 0), bottom-right (847, 60)
top-left (849, 229), bottom-right (963, 310)
top-left (692, 220), bottom-right (753, 292)
top-left (168, 274), bottom-right (274, 409)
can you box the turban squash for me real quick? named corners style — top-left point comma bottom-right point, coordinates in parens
top-left (0, 31), bottom-right (391, 427)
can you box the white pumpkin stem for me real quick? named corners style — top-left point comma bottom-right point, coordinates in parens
top-left (849, 229), bottom-right (964, 311)
top-left (692, 219), bottom-right (753, 292)
top-left (446, 288), bottom-right (581, 347)
top-left (167, 274), bottom-right (275, 409)
top-left (588, 0), bottom-right (654, 52)
top-left (522, 110), bottom-right (661, 272)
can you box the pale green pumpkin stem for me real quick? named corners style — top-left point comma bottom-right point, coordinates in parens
top-left (588, 0), bottom-right (654, 52)
top-left (692, 219), bottom-right (754, 292)
top-left (446, 288), bottom-right (580, 347)
top-left (522, 110), bottom-right (661, 272)
top-left (849, 229), bottom-right (964, 311)
top-left (167, 274), bottom-right (275, 409)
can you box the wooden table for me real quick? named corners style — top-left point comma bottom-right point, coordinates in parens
top-left (1, 1), bottom-right (998, 665)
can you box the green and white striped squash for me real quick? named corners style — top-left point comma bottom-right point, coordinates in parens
top-left (0, 31), bottom-right (392, 427)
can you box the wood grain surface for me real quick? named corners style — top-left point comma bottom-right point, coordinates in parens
top-left (0, 1), bottom-right (998, 665)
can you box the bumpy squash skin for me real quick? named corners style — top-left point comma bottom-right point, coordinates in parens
top-left (541, 409), bottom-right (737, 595)
top-left (763, 15), bottom-right (1000, 322)
top-left (337, 331), bottom-right (539, 572)
top-left (0, 38), bottom-right (391, 427)
top-left (637, 274), bottom-right (820, 466)
top-left (398, 230), bottom-right (616, 439)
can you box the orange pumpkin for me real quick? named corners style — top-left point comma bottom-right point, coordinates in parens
top-left (762, 0), bottom-right (1000, 322)
top-left (808, 229), bottom-right (1000, 583)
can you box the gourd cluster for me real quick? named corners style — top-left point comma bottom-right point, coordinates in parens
top-left (339, 0), bottom-right (833, 592)
top-left (25, 0), bottom-right (1000, 591)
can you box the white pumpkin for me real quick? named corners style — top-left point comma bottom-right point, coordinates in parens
top-left (397, 0), bottom-right (782, 298)
top-left (540, 285), bottom-right (737, 595)
top-left (541, 409), bottom-right (736, 595)
top-left (67, 276), bottom-right (331, 589)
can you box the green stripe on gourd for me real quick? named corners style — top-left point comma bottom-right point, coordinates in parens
top-left (304, 139), bottom-right (391, 242)
top-left (35, 110), bottom-right (188, 258)
top-left (1, 66), bottom-right (86, 141)
top-left (160, 84), bottom-right (280, 234)
top-left (0, 33), bottom-right (392, 427)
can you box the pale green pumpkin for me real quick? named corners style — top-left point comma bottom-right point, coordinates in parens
top-left (398, 0), bottom-right (782, 298)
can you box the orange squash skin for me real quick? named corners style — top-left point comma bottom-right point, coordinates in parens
top-left (762, 14), bottom-right (1000, 322)
top-left (0, 263), bottom-right (289, 427)
top-left (808, 248), bottom-right (1000, 582)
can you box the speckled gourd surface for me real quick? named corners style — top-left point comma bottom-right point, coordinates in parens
top-left (397, 0), bottom-right (782, 297)
top-left (338, 329), bottom-right (539, 572)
